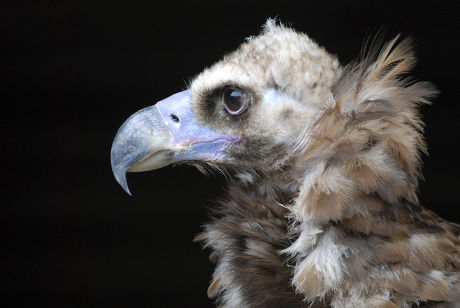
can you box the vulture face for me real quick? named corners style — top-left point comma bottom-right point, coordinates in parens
top-left (111, 21), bottom-right (340, 194)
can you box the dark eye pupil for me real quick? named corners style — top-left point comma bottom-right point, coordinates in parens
top-left (228, 90), bottom-right (242, 110)
top-left (224, 89), bottom-right (244, 114)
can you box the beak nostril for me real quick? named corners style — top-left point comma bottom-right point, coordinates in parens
top-left (170, 113), bottom-right (180, 123)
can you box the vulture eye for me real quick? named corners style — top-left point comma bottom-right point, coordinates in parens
top-left (222, 88), bottom-right (248, 115)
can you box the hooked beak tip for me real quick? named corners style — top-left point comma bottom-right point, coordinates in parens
top-left (111, 163), bottom-right (133, 196)
top-left (118, 175), bottom-right (132, 196)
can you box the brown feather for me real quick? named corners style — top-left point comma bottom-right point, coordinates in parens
top-left (294, 263), bottom-right (321, 298)
top-left (418, 278), bottom-right (451, 302)
top-left (376, 240), bottom-right (410, 263)
top-left (207, 275), bottom-right (222, 298)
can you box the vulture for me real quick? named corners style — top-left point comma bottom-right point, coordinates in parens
top-left (111, 20), bottom-right (460, 307)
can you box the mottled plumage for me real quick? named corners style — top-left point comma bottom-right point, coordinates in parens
top-left (112, 20), bottom-right (460, 307)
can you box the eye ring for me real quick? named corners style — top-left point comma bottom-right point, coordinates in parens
top-left (222, 88), bottom-right (249, 115)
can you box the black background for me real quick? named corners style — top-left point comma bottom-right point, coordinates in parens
top-left (2, 1), bottom-right (460, 307)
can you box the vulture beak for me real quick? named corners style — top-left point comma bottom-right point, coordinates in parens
top-left (110, 90), bottom-right (240, 195)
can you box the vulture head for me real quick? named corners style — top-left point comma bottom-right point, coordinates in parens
top-left (111, 20), bottom-right (460, 307)
top-left (111, 20), bottom-right (339, 193)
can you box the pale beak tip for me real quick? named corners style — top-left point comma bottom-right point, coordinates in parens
top-left (118, 175), bottom-right (132, 196)
top-left (111, 143), bottom-right (133, 196)
top-left (112, 164), bottom-right (133, 196)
